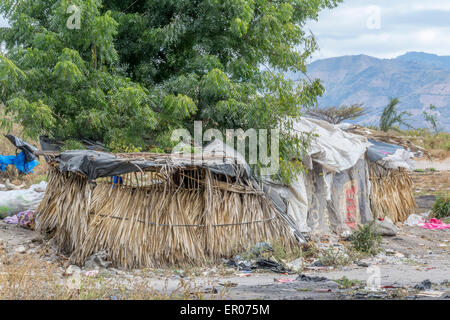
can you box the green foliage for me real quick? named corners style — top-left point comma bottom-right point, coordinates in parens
top-left (432, 195), bottom-right (450, 219)
top-left (0, 206), bottom-right (9, 219)
top-left (0, 0), bottom-right (343, 181)
top-left (306, 103), bottom-right (366, 124)
top-left (61, 139), bottom-right (86, 151)
top-left (379, 98), bottom-right (411, 132)
top-left (333, 276), bottom-right (364, 289)
top-left (423, 104), bottom-right (442, 134)
top-left (350, 221), bottom-right (382, 255)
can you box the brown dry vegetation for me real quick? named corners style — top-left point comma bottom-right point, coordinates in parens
top-left (410, 170), bottom-right (450, 196)
top-left (399, 129), bottom-right (450, 159)
top-left (0, 245), bottom-right (229, 300)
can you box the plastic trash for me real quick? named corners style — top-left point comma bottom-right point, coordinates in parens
top-left (421, 218), bottom-right (450, 230)
top-left (3, 210), bottom-right (35, 229)
top-left (0, 181), bottom-right (47, 218)
top-left (404, 214), bottom-right (425, 227)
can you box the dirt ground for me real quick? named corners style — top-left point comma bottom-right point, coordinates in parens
top-left (0, 217), bottom-right (448, 300)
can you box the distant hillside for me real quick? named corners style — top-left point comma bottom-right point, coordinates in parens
top-left (293, 52), bottom-right (450, 131)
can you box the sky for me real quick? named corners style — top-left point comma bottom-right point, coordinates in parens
top-left (304, 0), bottom-right (450, 61)
top-left (1, 0), bottom-right (449, 61)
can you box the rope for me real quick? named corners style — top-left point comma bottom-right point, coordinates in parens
top-left (89, 212), bottom-right (276, 227)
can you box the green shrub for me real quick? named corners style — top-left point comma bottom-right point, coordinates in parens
top-left (432, 195), bottom-right (450, 219)
top-left (0, 206), bottom-right (9, 219)
top-left (350, 222), bottom-right (382, 255)
top-left (61, 140), bottom-right (86, 151)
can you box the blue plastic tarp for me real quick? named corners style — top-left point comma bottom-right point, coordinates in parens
top-left (0, 151), bottom-right (39, 174)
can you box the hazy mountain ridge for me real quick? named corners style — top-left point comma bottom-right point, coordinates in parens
top-left (297, 52), bottom-right (450, 131)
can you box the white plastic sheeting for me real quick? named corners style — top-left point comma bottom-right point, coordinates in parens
top-left (293, 118), bottom-right (370, 173)
top-left (337, 123), bottom-right (415, 170)
top-left (275, 118), bottom-right (374, 235)
top-left (0, 181), bottom-right (47, 218)
top-left (375, 148), bottom-right (414, 170)
top-left (266, 172), bottom-right (311, 233)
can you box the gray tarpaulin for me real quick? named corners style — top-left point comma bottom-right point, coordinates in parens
top-left (367, 139), bottom-right (413, 169)
top-left (5, 135), bottom-right (38, 162)
top-left (367, 139), bottom-right (404, 162)
top-left (52, 149), bottom-right (249, 181)
top-left (326, 158), bottom-right (373, 236)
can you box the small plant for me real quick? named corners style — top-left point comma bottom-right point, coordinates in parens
top-left (431, 195), bottom-right (450, 219)
top-left (334, 276), bottom-right (364, 289)
top-left (350, 221), bottom-right (382, 255)
top-left (0, 205), bottom-right (9, 219)
top-left (267, 239), bottom-right (303, 262)
top-left (318, 247), bottom-right (351, 266)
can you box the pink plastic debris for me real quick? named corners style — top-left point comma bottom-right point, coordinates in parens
top-left (421, 218), bottom-right (450, 230)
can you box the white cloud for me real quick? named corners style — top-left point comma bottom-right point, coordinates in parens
top-left (306, 0), bottom-right (450, 61)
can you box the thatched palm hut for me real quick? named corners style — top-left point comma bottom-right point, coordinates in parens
top-left (36, 150), bottom-right (299, 269)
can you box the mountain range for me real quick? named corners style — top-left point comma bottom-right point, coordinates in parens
top-left (293, 52), bottom-right (450, 131)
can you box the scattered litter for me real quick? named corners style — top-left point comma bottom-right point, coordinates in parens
top-left (274, 278), bottom-right (296, 283)
top-left (404, 214), bottom-right (425, 227)
top-left (14, 245), bottom-right (27, 254)
top-left (414, 279), bottom-right (432, 291)
top-left (219, 282), bottom-right (238, 288)
top-left (254, 259), bottom-right (293, 274)
top-left (249, 242), bottom-right (273, 256)
top-left (286, 257), bottom-right (303, 272)
top-left (416, 291), bottom-right (444, 298)
top-left (65, 265), bottom-right (82, 276)
top-left (305, 266), bottom-right (334, 271)
top-left (203, 287), bottom-right (218, 294)
top-left (315, 289), bottom-right (332, 293)
top-left (404, 215), bottom-right (450, 230)
top-left (84, 270), bottom-right (99, 277)
top-left (3, 215), bottom-right (18, 224)
top-left (84, 251), bottom-right (112, 269)
top-left (226, 256), bottom-right (294, 274)
top-left (236, 273), bottom-right (251, 278)
top-left (3, 210), bottom-right (36, 229)
top-left (296, 274), bottom-right (328, 282)
top-left (356, 262), bottom-right (369, 267)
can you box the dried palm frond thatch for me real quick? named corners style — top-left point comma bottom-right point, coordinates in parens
top-left (37, 165), bottom-right (297, 269)
top-left (369, 163), bottom-right (416, 223)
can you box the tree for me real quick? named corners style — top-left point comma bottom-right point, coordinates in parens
top-left (423, 104), bottom-right (442, 134)
top-left (306, 104), bottom-right (366, 124)
top-left (0, 0), bottom-right (342, 181)
top-left (379, 98), bottom-right (411, 132)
